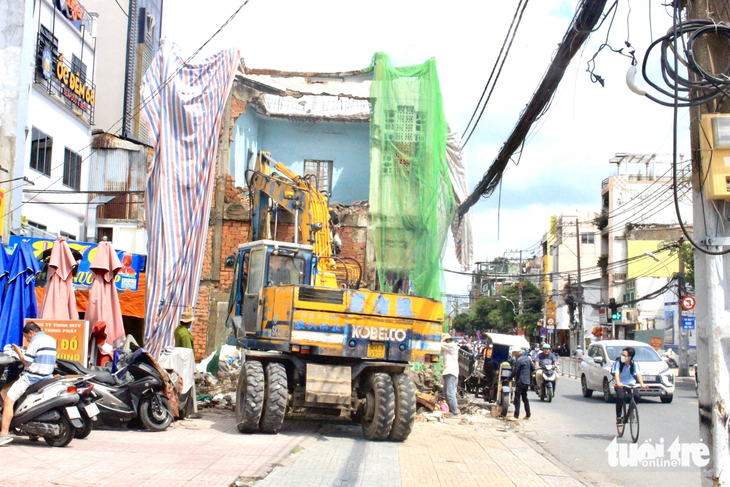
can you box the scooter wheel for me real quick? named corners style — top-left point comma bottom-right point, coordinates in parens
top-left (74, 414), bottom-right (93, 440)
top-left (140, 394), bottom-right (173, 432)
top-left (44, 412), bottom-right (74, 447)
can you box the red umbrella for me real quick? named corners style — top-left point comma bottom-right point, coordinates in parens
top-left (85, 241), bottom-right (125, 350)
top-left (38, 238), bottom-right (79, 320)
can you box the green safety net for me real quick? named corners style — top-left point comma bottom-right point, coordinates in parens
top-left (368, 52), bottom-right (455, 300)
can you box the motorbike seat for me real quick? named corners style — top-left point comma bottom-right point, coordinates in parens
top-left (57, 359), bottom-right (118, 386)
top-left (24, 376), bottom-right (64, 396)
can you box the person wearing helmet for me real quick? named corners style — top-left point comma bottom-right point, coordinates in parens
top-left (536, 344), bottom-right (559, 392)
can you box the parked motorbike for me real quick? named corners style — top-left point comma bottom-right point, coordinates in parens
top-left (55, 348), bottom-right (173, 432)
top-left (538, 364), bottom-right (556, 402)
top-left (0, 352), bottom-right (99, 447)
top-left (496, 362), bottom-right (514, 417)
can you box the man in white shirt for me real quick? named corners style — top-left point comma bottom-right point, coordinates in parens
top-left (1, 322), bottom-right (57, 446)
top-left (440, 333), bottom-right (460, 417)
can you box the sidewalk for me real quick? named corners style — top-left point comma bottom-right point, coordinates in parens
top-left (0, 410), bottom-right (314, 487)
top-left (255, 415), bottom-right (586, 487)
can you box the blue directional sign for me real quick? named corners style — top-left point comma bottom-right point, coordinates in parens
top-left (682, 316), bottom-right (695, 330)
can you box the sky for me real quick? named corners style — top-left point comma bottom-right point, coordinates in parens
top-left (161, 0), bottom-right (691, 296)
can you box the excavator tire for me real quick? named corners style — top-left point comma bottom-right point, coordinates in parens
top-left (236, 360), bottom-right (264, 433)
top-left (361, 372), bottom-right (395, 441)
top-left (389, 373), bottom-right (416, 442)
top-left (260, 362), bottom-right (288, 433)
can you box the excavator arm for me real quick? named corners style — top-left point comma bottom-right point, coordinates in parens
top-left (249, 151), bottom-right (332, 257)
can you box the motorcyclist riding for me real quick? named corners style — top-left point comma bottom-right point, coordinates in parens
top-left (536, 344), bottom-right (559, 393)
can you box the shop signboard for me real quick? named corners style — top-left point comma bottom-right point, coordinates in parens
top-left (8, 236), bottom-right (144, 292)
top-left (24, 319), bottom-right (89, 366)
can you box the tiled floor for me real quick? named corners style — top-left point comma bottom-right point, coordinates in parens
top-left (0, 410), bottom-right (314, 487)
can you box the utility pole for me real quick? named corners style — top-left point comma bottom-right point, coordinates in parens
top-left (552, 234), bottom-right (560, 349)
top-left (677, 245), bottom-right (689, 377)
top-left (686, 1), bottom-right (730, 483)
top-left (575, 219), bottom-right (585, 350)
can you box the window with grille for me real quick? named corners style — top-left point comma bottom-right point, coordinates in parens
top-left (27, 220), bottom-right (47, 231)
top-left (383, 105), bottom-right (422, 176)
top-left (303, 160), bottom-right (333, 195)
top-left (71, 54), bottom-right (86, 84)
top-left (97, 227), bottom-right (113, 242)
top-left (581, 233), bottom-right (595, 245)
top-left (30, 127), bottom-right (53, 177)
top-left (63, 148), bottom-right (82, 191)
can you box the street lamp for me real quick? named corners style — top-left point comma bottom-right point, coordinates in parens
top-left (644, 251), bottom-right (670, 279)
top-left (497, 296), bottom-right (518, 315)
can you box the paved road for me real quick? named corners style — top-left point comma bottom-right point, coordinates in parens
top-left (515, 374), bottom-right (702, 486)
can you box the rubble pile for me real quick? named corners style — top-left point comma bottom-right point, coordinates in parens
top-left (407, 364), bottom-right (487, 420)
top-left (195, 349), bottom-right (242, 410)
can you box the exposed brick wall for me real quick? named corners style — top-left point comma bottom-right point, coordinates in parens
top-left (190, 94), bottom-right (374, 359)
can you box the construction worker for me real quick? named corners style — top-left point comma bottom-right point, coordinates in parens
top-left (175, 307), bottom-right (195, 352)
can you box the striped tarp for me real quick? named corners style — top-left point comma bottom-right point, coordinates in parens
top-left (140, 41), bottom-right (240, 358)
top-left (446, 128), bottom-right (473, 271)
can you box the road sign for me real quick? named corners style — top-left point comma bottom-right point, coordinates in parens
top-left (547, 329), bottom-right (554, 334)
top-left (546, 317), bottom-right (555, 326)
top-left (540, 327), bottom-right (547, 335)
top-left (681, 296), bottom-right (696, 311)
top-left (682, 316), bottom-right (695, 330)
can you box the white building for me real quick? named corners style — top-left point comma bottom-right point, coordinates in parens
top-left (599, 153), bottom-right (692, 343)
top-left (15, 0), bottom-right (98, 240)
top-left (541, 211), bottom-right (602, 349)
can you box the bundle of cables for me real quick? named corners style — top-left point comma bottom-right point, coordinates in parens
top-left (627, 7), bottom-right (730, 256)
top-left (628, 19), bottom-right (730, 108)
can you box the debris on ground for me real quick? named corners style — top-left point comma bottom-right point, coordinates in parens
top-left (194, 346), bottom-right (242, 410)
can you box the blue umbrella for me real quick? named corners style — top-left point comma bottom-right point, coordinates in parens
top-left (0, 240), bottom-right (41, 348)
top-left (0, 243), bottom-right (9, 309)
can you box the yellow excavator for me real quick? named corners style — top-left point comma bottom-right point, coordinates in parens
top-left (225, 151), bottom-right (443, 441)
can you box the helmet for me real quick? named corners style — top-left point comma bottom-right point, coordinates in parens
top-left (542, 344), bottom-right (551, 349)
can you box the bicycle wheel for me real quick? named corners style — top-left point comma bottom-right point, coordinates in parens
top-left (616, 401), bottom-right (626, 437)
top-left (629, 401), bottom-right (640, 443)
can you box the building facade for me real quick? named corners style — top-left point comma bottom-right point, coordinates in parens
top-left (540, 211), bottom-right (602, 349)
top-left (82, 0), bottom-right (163, 252)
top-left (16, 0), bottom-right (98, 239)
top-left (599, 153), bottom-right (693, 346)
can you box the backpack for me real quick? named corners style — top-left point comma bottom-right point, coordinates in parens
top-left (618, 360), bottom-right (637, 377)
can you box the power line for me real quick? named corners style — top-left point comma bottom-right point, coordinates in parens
top-left (458, 0), bottom-right (611, 216)
top-left (114, 0), bottom-right (128, 17)
top-left (462, 0), bottom-right (530, 147)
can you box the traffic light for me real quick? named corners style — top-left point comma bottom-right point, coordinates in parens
top-left (607, 298), bottom-right (618, 324)
top-left (565, 295), bottom-right (576, 323)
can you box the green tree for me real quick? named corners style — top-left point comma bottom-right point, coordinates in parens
top-left (471, 296), bottom-right (499, 332)
top-left (501, 282), bottom-right (543, 335)
top-left (451, 313), bottom-right (472, 334)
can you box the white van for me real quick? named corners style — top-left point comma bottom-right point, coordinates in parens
top-left (579, 340), bottom-right (676, 403)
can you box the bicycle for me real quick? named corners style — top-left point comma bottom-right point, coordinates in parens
top-left (615, 384), bottom-right (641, 443)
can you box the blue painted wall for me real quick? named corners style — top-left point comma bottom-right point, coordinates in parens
top-left (230, 111), bottom-right (371, 204)
top-left (230, 108), bottom-right (262, 185)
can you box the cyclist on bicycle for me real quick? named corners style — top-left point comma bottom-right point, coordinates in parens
top-left (613, 347), bottom-right (648, 424)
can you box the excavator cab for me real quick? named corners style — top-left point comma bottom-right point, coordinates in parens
top-left (227, 240), bottom-right (314, 341)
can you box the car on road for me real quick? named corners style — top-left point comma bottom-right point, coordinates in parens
top-left (580, 340), bottom-right (676, 403)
